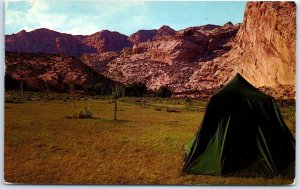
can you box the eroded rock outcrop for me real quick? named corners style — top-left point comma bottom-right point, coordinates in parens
top-left (128, 29), bottom-right (158, 44)
top-left (5, 52), bottom-right (114, 91)
top-left (5, 28), bottom-right (96, 57)
top-left (5, 2), bottom-right (295, 99)
top-left (5, 29), bottom-right (133, 57)
top-left (186, 1), bottom-right (296, 99)
top-left (235, 2), bottom-right (296, 88)
top-left (102, 22), bottom-right (240, 93)
top-left (81, 30), bottom-right (133, 52)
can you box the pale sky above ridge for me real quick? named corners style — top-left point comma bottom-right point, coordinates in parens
top-left (5, 0), bottom-right (247, 36)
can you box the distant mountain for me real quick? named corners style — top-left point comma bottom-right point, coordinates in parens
top-left (156, 25), bottom-right (176, 37)
top-left (128, 29), bottom-right (158, 44)
top-left (103, 22), bottom-right (240, 96)
top-left (5, 28), bottom-right (96, 57)
top-left (128, 25), bottom-right (176, 44)
top-left (5, 52), bottom-right (115, 92)
top-left (5, 2), bottom-right (296, 99)
top-left (81, 30), bottom-right (133, 52)
top-left (5, 28), bottom-right (133, 57)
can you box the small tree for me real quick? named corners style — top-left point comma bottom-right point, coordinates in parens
top-left (112, 86), bottom-right (122, 121)
top-left (69, 82), bottom-right (76, 107)
top-left (156, 86), bottom-right (172, 98)
top-left (124, 83), bottom-right (147, 97)
top-left (94, 83), bottom-right (103, 94)
top-left (45, 81), bottom-right (50, 101)
top-left (19, 80), bottom-right (24, 97)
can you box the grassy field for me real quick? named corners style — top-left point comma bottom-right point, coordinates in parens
top-left (4, 92), bottom-right (295, 185)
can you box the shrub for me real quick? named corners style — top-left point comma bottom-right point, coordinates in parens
top-left (5, 97), bottom-right (23, 104)
top-left (155, 86), bottom-right (172, 98)
top-left (166, 107), bottom-right (181, 113)
top-left (62, 96), bottom-right (69, 102)
top-left (124, 83), bottom-right (147, 97)
top-left (154, 107), bottom-right (162, 111)
top-left (66, 107), bottom-right (93, 119)
top-left (185, 98), bottom-right (193, 105)
top-left (77, 108), bottom-right (93, 119)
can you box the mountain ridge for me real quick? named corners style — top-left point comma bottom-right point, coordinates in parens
top-left (5, 2), bottom-right (296, 99)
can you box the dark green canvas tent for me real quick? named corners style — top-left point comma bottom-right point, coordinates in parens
top-left (182, 73), bottom-right (295, 177)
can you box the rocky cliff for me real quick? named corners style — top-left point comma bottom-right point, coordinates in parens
top-left (5, 28), bottom-right (96, 57)
top-left (128, 25), bottom-right (176, 44)
top-left (5, 29), bottom-right (133, 57)
top-left (5, 2), bottom-right (296, 99)
top-left (235, 2), bottom-right (296, 96)
top-left (101, 22), bottom-right (240, 94)
top-left (5, 52), bottom-right (114, 91)
top-left (80, 30), bottom-right (133, 52)
top-left (186, 1), bottom-right (296, 99)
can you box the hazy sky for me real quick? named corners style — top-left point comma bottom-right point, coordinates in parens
top-left (5, 0), bottom-right (247, 36)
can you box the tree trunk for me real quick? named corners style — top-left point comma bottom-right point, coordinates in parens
top-left (20, 80), bottom-right (24, 97)
top-left (114, 100), bottom-right (117, 121)
top-left (73, 94), bottom-right (76, 108)
top-left (45, 82), bottom-right (49, 101)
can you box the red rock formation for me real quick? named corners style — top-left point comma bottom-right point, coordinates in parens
top-left (129, 23), bottom-right (239, 64)
top-left (128, 29), bottom-right (158, 44)
top-left (187, 1), bottom-right (296, 99)
top-left (5, 52), bottom-right (114, 91)
top-left (156, 25), bottom-right (176, 37)
top-left (5, 29), bottom-right (133, 57)
top-left (102, 22), bottom-right (239, 93)
top-left (234, 2), bottom-right (296, 88)
top-left (80, 52), bottom-right (120, 73)
top-left (81, 30), bottom-right (133, 52)
top-left (5, 28), bottom-right (96, 57)
top-left (5, 2), bottom-right (295, 99)
top-left (129, 25), bottom-right (176, 44)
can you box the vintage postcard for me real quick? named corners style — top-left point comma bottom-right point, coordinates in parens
top-left (4, 0), bottom-right (295, 185)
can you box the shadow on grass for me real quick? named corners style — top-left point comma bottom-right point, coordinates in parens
top-left (64, 116), bottom-right (130, 123)
top-left (94, 118), bottom-right (131, 123)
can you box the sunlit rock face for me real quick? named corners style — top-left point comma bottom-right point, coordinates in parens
top-left (234, 2), bottom-right (296, 88)
top-left (5, 28), bottom-right (97, 57)
top-left (5, 29), bottom-right (133, 57)
top-left (5, 2), bottom-right (296, 99)
top-left (99, 23), bottom-right (239, 97)
top-left (186, 2), bottom-right (296, 99)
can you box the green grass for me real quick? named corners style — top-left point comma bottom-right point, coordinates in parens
top-left (4, 93), bottom-right (295, 185)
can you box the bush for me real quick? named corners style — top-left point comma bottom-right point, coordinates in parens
top-left (5, 97), bottom-right (23, 104)
top-left (66, 107), bottom-right (93, 119)
top-left (154, 107), bottom-right (162, 111)
top-left (155, 86), bottom-right (172, 98)
top-left (166, 107), bottom-right (181, 113)
top-left (84, 83), bottom-right (115, 95)
top-left (124, 83), bottom-right (147, 97)
top-left (62, 96), bottom-right (69, 102)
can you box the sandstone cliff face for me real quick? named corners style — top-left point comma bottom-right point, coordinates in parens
top-left (234, 2), bottom-right (296, 88)
top-left (102, 2), bottom-right (295, 98)
top-left (128, 29), bottom-right (158, 44)
top-left (80, 52), bottom-right (120, 73)
top-left (156, 25), bottom-right (176, 37)
top-left (5, 2), bottom-right (295, 99)
top-left (130, 23), bottom-right (239, 64)
top-left (187, 1), bottom-right (296, 98)
top-left (5, 29), bottom-right (96, 57)
top-left (102, 22), bottom-right (239, 93)
top-left (128, 25), bottom-right (176, 44)
top-left (5, 52), bottom-right (114, 91)
top-left (5, 29), bottom-right (132, 57)
top-left (81, 30), bottom-right (133, 52)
